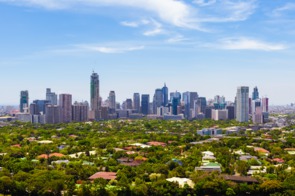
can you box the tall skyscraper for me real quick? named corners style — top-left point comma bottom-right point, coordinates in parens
top-left (133, 93), bottom-right (140, 113)
top-left (20, 90), bottom-right (29, 113)
top-left (262, 97), bottom-right (269, 113)
top-left (45, 105), bottom-right (60, 124)
top-left (108, 91), bottom-right (116, 113)
top-left (189, 92), bottom-right (199, 109)
top-left (252, 86), bottom-right (259, 100)
top-left (126, 99), bottom-right (133, 110)
top-left (162, 83), bottom-right (168, 106)
top-left (196, 97), bottom-right (207, 114)
top-left (31, 100), bottom-right (50, 115)
top-left (46, 88), bottom-right (57, 105)
top-left (90, 72), bottom-right (101, 118)
top-left (141, 94), bottom-right (150, 115)
top-left (236, 86), bottom-right (249, 122)
top-left (183, 92), bottom-right (190, 119)
top-left (72, 101), bottom-right (89, 122)
top-left (59, 94), bottom-right (72, 123)
top-left (153, 88), bottom-right (163, 114)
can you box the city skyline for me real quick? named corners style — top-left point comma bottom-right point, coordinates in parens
top-left (1, 0), bottom-right (295, 105)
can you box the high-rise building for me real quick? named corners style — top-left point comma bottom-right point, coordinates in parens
top-left (126, 99), bottom-right (133, 110)
top-left (183, 92), bottom-right (190, 119)
top-left (141, 94), bottom-right (149, 115)
top-left (196, 97), bottom-right (207, 114)
top-left (59, 94), bottom-right (72, 123)
top-left (252, 86), bottom-right (259, 100)
top-left (189, 92), bottom-right (199, 109)
top-left (162, 83), bottom-right (168, 106)
top-left (90, 72), bottom-right (101, 120)
top-left (170, 91), bottom-right (181, 103)
top-left (262, 97), bottom-right (269, 113)
top-left (20, 90), bottom-right (29, 113)
top-left (108, 91), bottom-right (116, 113)
top-left (45, 105), bottom-right (60, 124)
top-left (72, 101), bottom-right (89, 122)
top-left (226, 106), bottom-right (235, 120)
top-left (133, 93), bottom-right (140, 113)
top-left (172, 97), bottom-right (179, 115)
top-left (236, 86), bottom-right (249, 122)
top-left (30, 100), bottom-right (50, 115)
top-left (153, 89), bottom-right (163, 114)
top-left (213, 95), bottom-right (226, 109)
top-left (46, 88), bottom-right (57, 105)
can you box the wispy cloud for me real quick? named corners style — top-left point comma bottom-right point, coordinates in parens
top-left (166, 35), bottom-right (189, 43)
top-left (273, 3), bottom-right (295, 17)
top-left (195, 0), bottom-right (257, 23)
top-left (193, 0), bottom-right (216, 7)
top-left (0, 0), bottom-right (199, 29)
top-left (75, 44), bottom-right (145, 54)
top-left (209, 37), bottom-right (287, 51)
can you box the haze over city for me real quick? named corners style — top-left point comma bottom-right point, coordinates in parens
top-left (1, 0), bottom-right (295, 105)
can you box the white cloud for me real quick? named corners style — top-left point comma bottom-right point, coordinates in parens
top-left (215, 37), bottom-right (286, 51)
top-left (120, 21), bottom-right (140, 28)
top-left (273, 3), bottom-right (295, 17)
top-left (0, 0), bottom-right (198, 29)
top-left (77, 44), bottom-right (144, 54)
top-left (166, 35), bottom-right (189, 43)
top-left (196, 0), bottom-right (257, 23)
top-left (193, 0), bottom-right (216, 7)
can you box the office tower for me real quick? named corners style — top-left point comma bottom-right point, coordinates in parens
top-left (252, 86), bottom-right (259, 100)
top-left (189, 92), bottom-right (199, 109)
top-left (170, 91), bottom-right (181, 103)
top-left (72, 101), bottom-right (89, 122)
top-left (108, 91), bottom-right (116, 113)
top-left (59, 94), bottom-right (72, 123)
top-left (20, 90), bottom-right (29, 113)
top-left (126, 99), bottom-right (133, 110)
top-left (133, 93), bottom-right (140, 113)
top-left (90, 72), bottom-right (101, 119)
top-left (141, 94), bottom-right (149, 115)
top-left (46, 88), bottom-right (57, 105)
top-left (153, 89), bottom-right (163, 114)
top-left (172, 97), bottom-right (179, 115)
top-left (236, 86), bottom-right (249, 122)
top-left (251, 98), bottom-right (263, 123)
top-left (196, 97), bottom-right (207, 114)
top-left (45, 105), bottom-right (60, 124)
top-left (183, 92), bottom-right (190, 119)
top-left (31, 100), bottom-right (50, 115)
top-left (262, 97), bottom-right (269, 112)
top-left (213, 95), bottom-right (226, 109)
top-left (226, 106), bottom-right (235, 120)
top-left (30, 103), bottom-right (37, 115)
top-left (205, 106), bottom-right (214, 119)
top-left (162, 83), bottom-right (168, 106)
top-left (212, 109), bottom-right (228, 121)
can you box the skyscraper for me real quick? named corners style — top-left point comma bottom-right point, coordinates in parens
top-left (153, 88), bottom-right (163, 114)
top-left (59, 94), bottom-right (72, 123)
top-left (90, 72), bottom-right (101, 120)
top-left (162, 83), bottom-right (168, 106)
top-left (141, 94), bottom-right (149, 115)
top-left (262, 97), bottom-right (269, 113)
top-left (31, 100), bottom-right (50, 115)
top-left (133, 93), bottom-right (140, 113)
top-left (45, 105), bottom-right (60, 124)
top-left (72, 101), bottom-right (89, 122)
top-left (46, 88), bottom-right (57, 105)
top-left (236, 86), bottom-right (249, 122)
top-left (126, 99), bottom-right (133, 110)
top-left (108, 91), bottom-right (116, 113)
top-left (20, 90), bottom-right (29, 113)
top-left (196, 97), bottom-right (207, 114)
top-left (252, 86), bottom-right (259, 100)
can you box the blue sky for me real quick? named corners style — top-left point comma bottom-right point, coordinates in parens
top-left (0, 0), bottom-right (295, 105)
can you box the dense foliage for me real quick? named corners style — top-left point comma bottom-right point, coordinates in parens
top-left (0, 119), bottom-right (294, 195)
